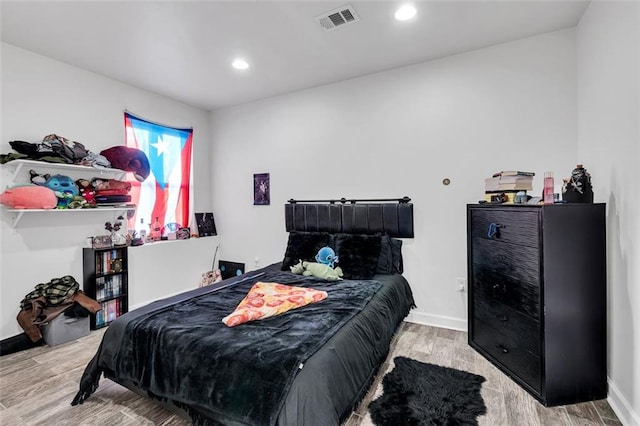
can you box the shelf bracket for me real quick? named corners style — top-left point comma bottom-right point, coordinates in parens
top-left (10, 161), bottom-right (25, 184)
top-left (11, 211), bottom-right (24, 228)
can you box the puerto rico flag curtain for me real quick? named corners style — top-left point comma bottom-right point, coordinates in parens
top-left (124, 112), bottom-right (193, 232)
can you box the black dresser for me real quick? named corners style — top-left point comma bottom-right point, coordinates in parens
top-left (467, 203), bottom-right (607, 406)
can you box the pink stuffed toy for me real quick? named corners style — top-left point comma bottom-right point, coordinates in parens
top-left (100, 146), bottom-right (150, 182)
top-left (0, 185), bottom-right (58, 209)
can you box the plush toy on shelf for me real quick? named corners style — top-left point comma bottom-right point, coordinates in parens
top-left (75, 179), bottom-right (97, 206)
top-left (100, 146), bottom-right (150, 182)
top-left (30, 171), bottom-right (80, 209)
top-left (0, 185), bottom-right (58, 209)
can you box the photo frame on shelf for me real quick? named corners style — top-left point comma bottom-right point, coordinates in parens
top-left (176, 227), bottom-right (190, 240)
top-left (195, 212), bottom-right (217, 237)
top-left (253, 173), bottom-right (270, 205)
top-left (92, 235), bottom-right (112, 249)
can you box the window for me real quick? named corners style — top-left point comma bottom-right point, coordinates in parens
top-left (124, 112), bottom-right (193, 233)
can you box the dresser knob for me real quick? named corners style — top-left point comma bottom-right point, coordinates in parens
top-left (491, 283), bottom-right (500, 297)
top-left (487, 222), bottom-right (503, 238)
top-left (496, 344), bottom-right (509, 354)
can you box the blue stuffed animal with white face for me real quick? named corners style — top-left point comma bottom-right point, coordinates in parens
top-left (315, 246), bottom-right (338, 268)
top-left (32, 173), bottom-right (79, 208)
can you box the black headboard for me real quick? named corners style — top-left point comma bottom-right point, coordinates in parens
top-left (285, 197), bottom-right (414, 238)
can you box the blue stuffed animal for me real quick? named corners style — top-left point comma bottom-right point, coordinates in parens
top-left (32, 172), bottom-right (79, 209)
top-left (315, 246), bottom-right (338, 268)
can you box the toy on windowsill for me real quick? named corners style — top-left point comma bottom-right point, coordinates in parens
top-left (129, 230), bottom-right (144, 246)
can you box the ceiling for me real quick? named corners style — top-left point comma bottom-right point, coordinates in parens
top-left (1, 1), bottom-right (589, 111)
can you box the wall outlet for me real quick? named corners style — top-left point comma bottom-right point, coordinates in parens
top-left (456, 277), bottom-right (467, 292)
top-left (254, 256), bottom-right (260, 267)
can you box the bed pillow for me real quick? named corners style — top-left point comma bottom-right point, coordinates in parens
top-left (281, 231), bottom-right (334, 270)
top-left (390, 237), bottom-right (403, 274)
top-left (334, 233), bottom-right (382, 280)
top-left (222, 282), bottom-right (328, 327)
top-left (376, 234), bottom-right (394, 275)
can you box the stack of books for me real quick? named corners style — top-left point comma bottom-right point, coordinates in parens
top-left (484, 171), bottom-right (535, 203)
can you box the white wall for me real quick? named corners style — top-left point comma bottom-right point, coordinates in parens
top-left (577, 2), bottom-right (640, 425)
top-left (209, 29), bottom-right (577, 330)
top-left (0, 43), bottom-right (214, 339)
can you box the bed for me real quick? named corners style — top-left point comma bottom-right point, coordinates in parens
top-left (73, 199), bottom-right (415, 425)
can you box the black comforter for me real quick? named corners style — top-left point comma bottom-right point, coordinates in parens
top-left (73, 265), bottom-right (415, 425)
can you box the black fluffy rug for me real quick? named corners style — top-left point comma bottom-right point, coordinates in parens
top-left (369, 357), bottom-right (487, 426)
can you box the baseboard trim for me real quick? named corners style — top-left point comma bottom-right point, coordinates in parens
top-left (0, 333), bottom-right (44, 356)
top-left (608, 378), bottom-right (640, 426)
top-left (405, 311), bottom-right (467, 332)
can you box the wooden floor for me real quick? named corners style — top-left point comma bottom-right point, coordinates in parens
top-left (0, 322), bottom-right (622, 426)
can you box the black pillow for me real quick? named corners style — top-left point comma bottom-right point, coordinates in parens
top-left (281, 231), bottom-right (333, 270)
top-left (390, 238), bottom-right (403, 274)
top-left (376, 234), bottom-right (394, 275)
top-left (334, 233), bottom-right (382, 280)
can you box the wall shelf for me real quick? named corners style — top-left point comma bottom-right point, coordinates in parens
top-left (1, 159), bottom-right (134, 226)
top-left (4, 205), bottom-right (136, 227)
top-left (2, 159), bottom-right (127, 182)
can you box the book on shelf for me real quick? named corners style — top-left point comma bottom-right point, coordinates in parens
top-left (497, 182), bottom-right (533, 191)
top-left (494, 170), bottom-right (535, 177)
top-left (485, 177), bottom-right (533, 191)
top-left (498, 175), bottom-right (533, 184)
top-left (484, 176), bottom-right (501, 191)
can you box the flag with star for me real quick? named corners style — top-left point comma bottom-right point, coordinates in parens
top-left (124, 112), bottom-right (193, 233)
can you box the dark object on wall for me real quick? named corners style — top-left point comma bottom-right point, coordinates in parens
top-left (219, 261), bottom-right (245, 280)
top-left (467, 203), bottom-right (606, 406)
top-left (285, 197), bottom-right (414, 238)
top-left (369, 357), bottom-right (486, 425)
top-left (254, 173), bottom-right (270, 205)
top-left (562, 164), bottom-right (594, 203)
top-left (195, 212), bottom-right (217, 237)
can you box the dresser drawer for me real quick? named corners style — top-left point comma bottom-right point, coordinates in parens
top-left (473, 295), bottom-right (540, 356)
top-left (473, 316), bottom-right (541, 393)
top-left (471, 238), bottom-right (540, 319)
top-left (470, 208), bottom-right (539, 248)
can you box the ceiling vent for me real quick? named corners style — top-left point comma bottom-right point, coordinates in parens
top-left (315, 5), bottom-right (359, 31)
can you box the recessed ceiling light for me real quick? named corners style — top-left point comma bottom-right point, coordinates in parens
top-left (395, 4), bottom-right (416, 21)
top-left (232, 59), bottom-right (249, 70)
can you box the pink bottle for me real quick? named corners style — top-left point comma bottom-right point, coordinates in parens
top-left (543, 172), bottom-right (555, 204)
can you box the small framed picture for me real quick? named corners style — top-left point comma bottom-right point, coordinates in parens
top-left (219, 260), bottom-right (245, 280)
top-left (176, 227), bottom-right (191, 240)
top-left (195, 213), bottom-right (217, 237)
top-left (92, 235), bottom-right (112, 249)
top-left (254, 173), bottom-right (270, 205)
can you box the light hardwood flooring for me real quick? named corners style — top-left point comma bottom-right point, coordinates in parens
top-left (0, 322), bottom-right (621, 425)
